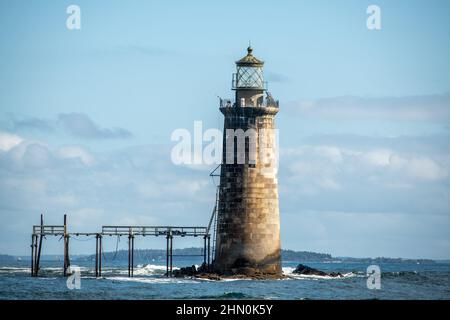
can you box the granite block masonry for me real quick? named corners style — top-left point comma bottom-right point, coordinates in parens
top-left (213, 47), bottom-right (281, 276)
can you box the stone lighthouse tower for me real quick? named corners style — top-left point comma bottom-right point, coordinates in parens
top-left (213, 47), bottom-right (281, 276)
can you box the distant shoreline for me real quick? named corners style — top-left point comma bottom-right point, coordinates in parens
top-left (1, 248), bottom-right (443, 264)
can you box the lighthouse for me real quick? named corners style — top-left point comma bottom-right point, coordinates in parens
top-left (213, 47), bottom-right (281, 276)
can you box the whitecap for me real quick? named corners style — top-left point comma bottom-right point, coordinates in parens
top-left (105, 276), bottom-right (199, 284)
top-left (132, 264), bottom-right (179, 276)
top-left (282, 267), bottom-right (359, 280)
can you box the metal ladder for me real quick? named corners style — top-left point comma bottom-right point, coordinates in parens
top-left (211, 186), bottom-right (219, 259)
top-left (208, 165), bottom-right (221, 263)
top-left (206, 185), bottom-right (220, 263)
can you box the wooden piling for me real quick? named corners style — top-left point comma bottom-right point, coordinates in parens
top-left (34, 214), bottom-right (44, 277)
top-left (63, 235), bottom-right (69, 276)
top-left (131, 235), bottom-right (134, 277)
top-left (166, 234), bottom-right (169, 277)
top-left (95, 234), bottom-right (99, 277)
top-left (30, 235), bottom-right (35, 277)
top-left (63, 214), bottom-right (70, 277)
top-left (207, 235), bottom-right (211, 267)
top-left (98, 235), bottom-right (102, 277)
top-left (203, 236), bottom-right (207, 266)
top-left (169, 233), bottom-right (173, 277)
top-left (128, 234), bottom-right (131, 277)
top-left (35, 235), bottom-right (43, 276)
top-left (33, 234), bottom-right (38, 276)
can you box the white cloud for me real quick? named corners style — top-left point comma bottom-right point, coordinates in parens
top-left (58, 113), bottom-right (132, 139)
top-left (0, 139), bottom-right (54, 170)
top-left (5, 113), bottom-right (133, 140)
top-left (136, 179), bottom-right (210, 200)
top-left (0, 131), bottom-right (23, 151)
top-left (361, 150), bottom-right (447, 181)
top-left (286, 93), bottom-right (450, 122)
top-left (316, 177), bottom-right (342, 190)
top-left (404, 156), bottom-right (448, 181)
top-left (57, 146), bottom-right (95, 166)
top-left (315, 146), bottom-right (345, 163)
top-left (285, 145), bottom-right (448, 189)
top-left (362, 149), bottom-right (392, 167)
top-left (0, 133), bottom-right (95, 169)
top-left (0, 128), bottom-right (449, 258)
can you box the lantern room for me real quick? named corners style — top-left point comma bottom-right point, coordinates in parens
top-left (232, 46), bottom-right (266, 90)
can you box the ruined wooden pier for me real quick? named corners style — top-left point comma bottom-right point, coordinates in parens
top-left (30, 214), bottom-right (211, 278)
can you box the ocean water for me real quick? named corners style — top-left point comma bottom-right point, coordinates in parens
top-left (1, 259), bottom-right (449, 300)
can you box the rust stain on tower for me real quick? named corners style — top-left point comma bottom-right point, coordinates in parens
top-left (213, 47), bottom-right (281, 276)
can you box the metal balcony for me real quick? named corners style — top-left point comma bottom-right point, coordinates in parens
top-left (219, 97), bottom-right (279, 109)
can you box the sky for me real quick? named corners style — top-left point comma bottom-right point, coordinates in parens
top-left (0, 0), bottom-right (449, 259)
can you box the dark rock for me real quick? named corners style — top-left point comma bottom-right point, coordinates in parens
top-left (171, 262), bottom-right (285, 280)
top-left (195, 273), bottom-right (222, 281)
top-left (172, 265), bottom-right (197, 277)
top-left (197, 262), bottom-right (210, 273)
top-left (293, 264), bottom-right (343, 277)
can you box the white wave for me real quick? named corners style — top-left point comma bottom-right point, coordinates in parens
top-left (0, 265), bottom-right (180, 276)
top-left (132, 264), bottom-right (179, 276)
top-left (221, 278), bottom-right (251, 282)
top-left (282, 267), bottom-right (296, 275)
top-left (197, 277), bottom-right (249, 282)
top-left (66, 266), bottom-right (91, 272)
top-left (105, 276), bottom-right (199, 284)
top-left (0, 267), bottom-right (30, 273)
top-left (282, 267), bottom-right (358, 280)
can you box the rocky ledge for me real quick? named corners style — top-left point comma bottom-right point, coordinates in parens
top-left (171, 263), bottom-right (285, 280)
top-left (292, 264), bottom-right (343, 277)
top-left (170, 263), bottom-right (342, 279)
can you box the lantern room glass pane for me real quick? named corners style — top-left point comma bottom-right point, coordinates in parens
top-left (236, 66), bottom-right (264, 88)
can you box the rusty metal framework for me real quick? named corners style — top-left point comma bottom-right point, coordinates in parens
top-left (30, 214), bottom-right (211, 278)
